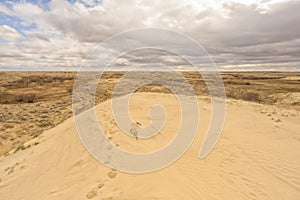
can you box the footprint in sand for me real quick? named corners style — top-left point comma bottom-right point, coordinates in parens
top-left (107, 169), bottom-right (117, 179)
top-left (104, 160), bottom-right (110, 165)
top-left (5, 166), bottom-right (14, 175)
top-left (86, 182), bottom-right (106, 199)
top-left (97, 183), bottom-right (104, 189)
top-left (107, 145), bottom-right (112, 150)
top-left (108, 130), bottom-right (115, 135)
top-left (86, 188), bottom-right (98, 199)
top-left (107, 136), bottom-right (113, 141)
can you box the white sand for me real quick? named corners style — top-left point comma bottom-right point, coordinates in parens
top-left (0, 92), bottom-right (300, 200)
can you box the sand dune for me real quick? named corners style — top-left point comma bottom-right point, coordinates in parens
top-left (0, 93), bottom-right (300, 200)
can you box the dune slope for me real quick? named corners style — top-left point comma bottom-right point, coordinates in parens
top-left (0, 93), bottom-right (300, 200)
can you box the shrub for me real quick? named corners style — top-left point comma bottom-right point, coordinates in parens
top-left (14, 93), bottom-right (35, 103)
top-left (242, 91), bottom-right (260, 102)
top-left (67, 87), bottom-right (73, 93)
top-left (14, 144), bottom-right (25, 153)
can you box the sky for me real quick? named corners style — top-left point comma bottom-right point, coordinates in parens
top-left (0, 0), bottom-right (299, 71)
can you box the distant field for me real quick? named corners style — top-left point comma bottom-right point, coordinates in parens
top-left (0, 71), bottom-right (299, 155)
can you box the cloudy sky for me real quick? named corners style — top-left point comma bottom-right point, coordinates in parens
top-left (0, 0), bottom-right (299, 71)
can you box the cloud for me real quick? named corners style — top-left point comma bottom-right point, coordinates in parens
top-left (0, 0), bottom-right (299, 71)
top-left (0, 4), bottom-right (13, 15)
top-left (27, 32), bottom-right (51, 42)
top-left (0, 25), bottom-right (24, 42)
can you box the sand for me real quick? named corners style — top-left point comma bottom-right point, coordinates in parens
top-left (0, 92), bottom-right (300, 200)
